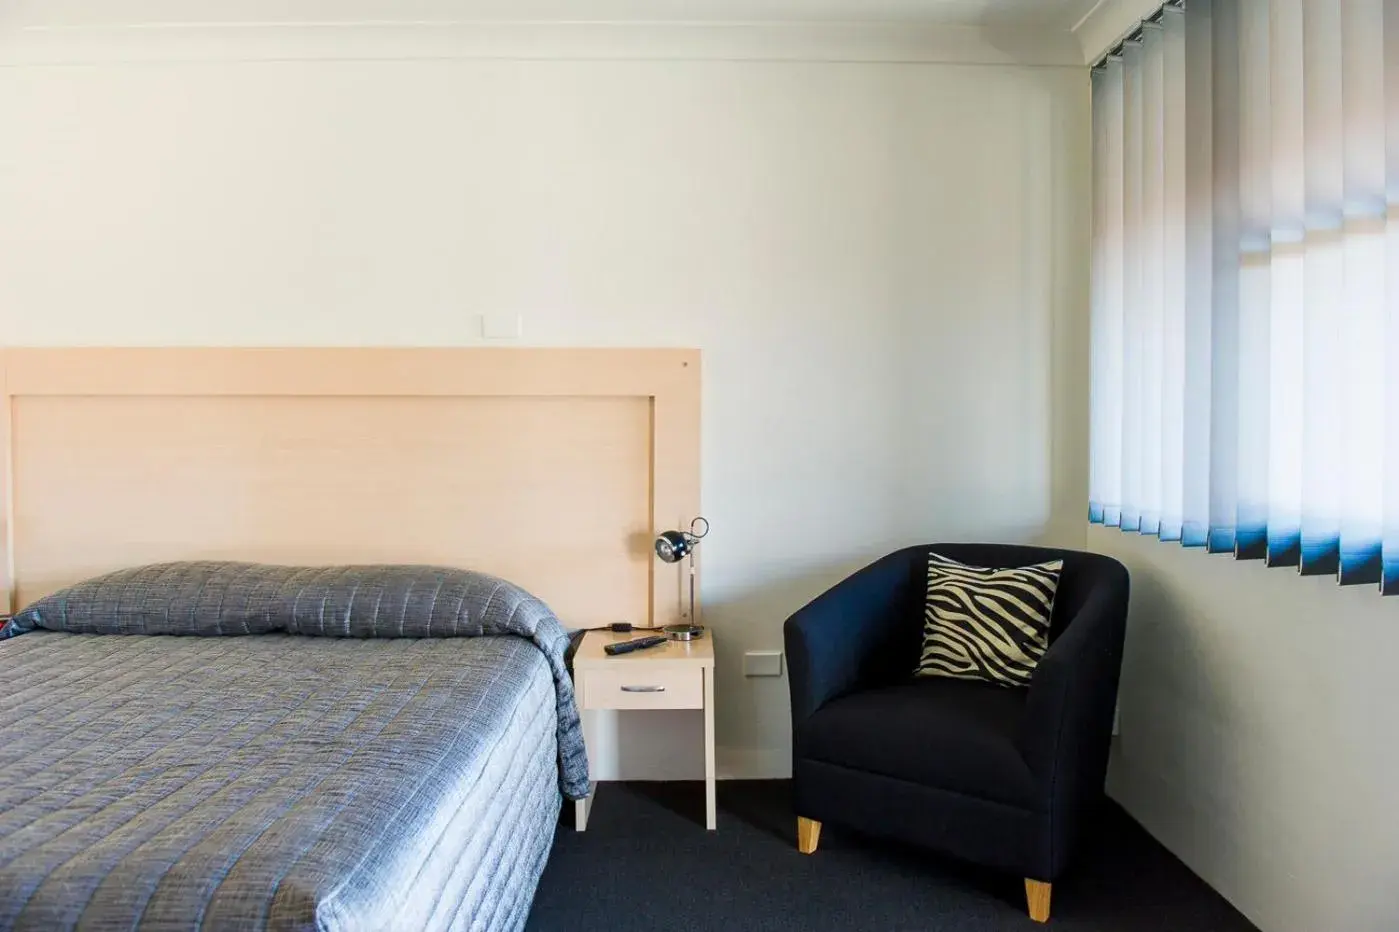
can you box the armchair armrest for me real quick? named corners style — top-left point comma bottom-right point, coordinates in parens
top-left (784, 548), bottom-right (922, 732)
top-left (1017, 561), bottom-right (1130, 876)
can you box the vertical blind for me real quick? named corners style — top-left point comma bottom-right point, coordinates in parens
top-left (1090, 0), bottom-right (1399, 594)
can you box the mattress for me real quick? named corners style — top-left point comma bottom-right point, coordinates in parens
top-left (0, 631), bottom-right (562, 932)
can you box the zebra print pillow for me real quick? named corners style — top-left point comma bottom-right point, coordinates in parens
top-left (915, 553), bottom-right (1063, 688)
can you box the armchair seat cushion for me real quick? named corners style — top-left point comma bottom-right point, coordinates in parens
top-left (797, 676), bottom-right (1040, 810)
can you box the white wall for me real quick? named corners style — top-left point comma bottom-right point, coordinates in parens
top-left (1091, 527), bottom-right (1399, 932)
top-left (0, 21), bottom-right (1091, 779)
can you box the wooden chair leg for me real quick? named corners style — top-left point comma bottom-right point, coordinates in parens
top-left (1025, 879), bottom-right (1052, 923)
top-left (796, 817), bottom-right (822, 854)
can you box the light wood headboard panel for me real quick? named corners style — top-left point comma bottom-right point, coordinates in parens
top-left (0, 348), bottom-right (700, 629)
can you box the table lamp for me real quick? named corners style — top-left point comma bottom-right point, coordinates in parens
top-left (654, 517), bottom-right (709, 641)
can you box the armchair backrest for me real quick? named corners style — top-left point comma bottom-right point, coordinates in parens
top-left (784, 543), bottom-right (1130, 711)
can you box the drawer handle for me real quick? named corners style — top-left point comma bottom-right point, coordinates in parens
top-left (620, 685), bottom-right (666, 693)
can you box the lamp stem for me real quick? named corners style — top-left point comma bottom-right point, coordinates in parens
top-left (687, 549), bottom-right (696, 623)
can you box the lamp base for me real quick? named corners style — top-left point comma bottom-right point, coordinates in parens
top-left (662, 624), bottom-right (705, 642)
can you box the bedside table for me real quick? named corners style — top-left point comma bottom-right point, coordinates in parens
top-left (571, 628), bottom-right (716, 831)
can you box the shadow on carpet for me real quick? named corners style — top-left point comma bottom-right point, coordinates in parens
top-left (525, 780), bottom-right (1258, 932)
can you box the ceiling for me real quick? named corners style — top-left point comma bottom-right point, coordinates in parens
top-left (6, 0), bottom-right (1100, 30)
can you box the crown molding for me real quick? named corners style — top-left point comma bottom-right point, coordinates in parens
top-left (1072, 0), bottom-right (1163, 64)
top-left (0, 20), bottom-right (1085, 68)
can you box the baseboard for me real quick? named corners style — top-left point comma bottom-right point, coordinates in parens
top-left (592, 746), bottom-right (787, 782)
top-left (583, 710), bottom-right (788, 781)
top-left (717, 746), bottom-right (789, 780)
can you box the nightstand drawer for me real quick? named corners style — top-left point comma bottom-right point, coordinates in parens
top-left (580, 666), bottom-right (703, 710)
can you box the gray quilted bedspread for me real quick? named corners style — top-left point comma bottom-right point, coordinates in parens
top-left (1, 562), bottom-right (588, 799)
top-left (0, 563), bottom-right (591, 932)
top-left (0, 633), bottom-right (560, 931)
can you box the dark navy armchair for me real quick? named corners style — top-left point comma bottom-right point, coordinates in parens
top-left (784, 544), bottom-right (1129, 923)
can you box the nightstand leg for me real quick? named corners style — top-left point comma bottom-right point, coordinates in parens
top-left (703, 665), bottom-right (716, 830)
top-left (575, 790), bottom-right (593, 832)
top-left (576, 709), bottom-right (595, 832)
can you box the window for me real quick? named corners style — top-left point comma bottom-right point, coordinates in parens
top-left (1089, 0), bottom-right (1399, 594)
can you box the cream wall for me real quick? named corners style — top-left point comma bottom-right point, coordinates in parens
top-left (1091, 527), bottom-right (1399, 932)
top-left (0, 21), bottom-right (1091, 778)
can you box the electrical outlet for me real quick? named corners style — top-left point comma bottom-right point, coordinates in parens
top-left (743, 650), bottom-right (783, 677)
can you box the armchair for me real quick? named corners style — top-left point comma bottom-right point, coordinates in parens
top-left (784, 544), bottom-right (1129, 923)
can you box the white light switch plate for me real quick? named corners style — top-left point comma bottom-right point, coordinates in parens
top-left (743, 650), bottom-right (783, 677)
top-left (479, 313), bottom-right (521, 340)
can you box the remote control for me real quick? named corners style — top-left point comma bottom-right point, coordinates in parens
top-left (604, 635), bottom-right (668, 656)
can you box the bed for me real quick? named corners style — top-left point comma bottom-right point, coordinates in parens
top-left (0, 347), bottom-right (701, 931)
top-left (0, 562), bottom-right (591, 932)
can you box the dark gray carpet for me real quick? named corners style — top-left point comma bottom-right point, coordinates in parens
top-left (526, 780), bottom-right (1259, 932)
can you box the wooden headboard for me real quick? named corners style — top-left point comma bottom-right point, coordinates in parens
top-left (0, 348), bottom-right (700, 629)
